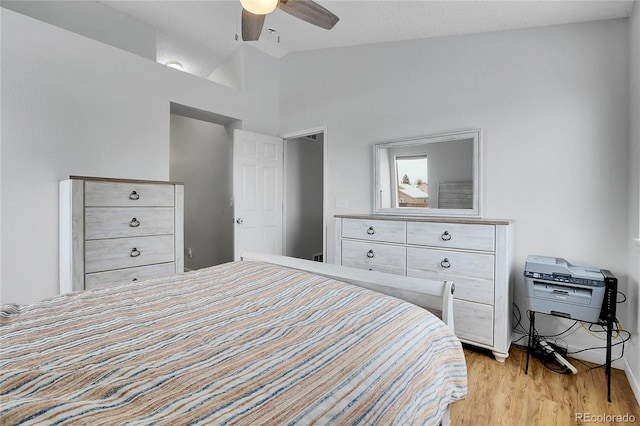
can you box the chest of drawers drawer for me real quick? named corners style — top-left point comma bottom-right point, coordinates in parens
top-left (341, 240), bottom-right (406, 275)
top-left (85, 181), bottom-right (175, 207)
top-left (85, 263), bottom-right (176, 290)
top-left (406, 247), bottom-right (495, 305)
top-left (406, 222), bottom-right (495, 251)
top-left (85, 207), bottom-right (174, 240)
top-left (84, 234), bottom-right (175, 273)
top-left (342, 218), bottom-right (406, 244)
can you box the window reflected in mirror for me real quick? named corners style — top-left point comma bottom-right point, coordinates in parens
top-left (396, 156), bottom-right (429, 208)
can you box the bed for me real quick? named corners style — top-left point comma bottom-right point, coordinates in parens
top-left (0, 252), bottom-right (467, 425)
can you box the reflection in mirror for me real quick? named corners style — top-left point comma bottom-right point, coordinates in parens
top-left (374, 129), bottom-right (480, 216)
top-left (396, 156), bottom-right (429, 208)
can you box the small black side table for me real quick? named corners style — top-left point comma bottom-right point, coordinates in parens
top-left (524, 310), bottom-right (616, 402)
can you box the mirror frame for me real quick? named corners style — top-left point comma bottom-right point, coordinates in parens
top-left (373, 129), bottom-right (481, 217)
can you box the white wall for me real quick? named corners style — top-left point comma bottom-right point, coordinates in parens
top-left (241, 46), bottom-right (281, 136)
top-left (0, 8), bottom-right (278, 304)
top-left (170, 114), bottom-right (234, 270)
top-left (284, 136), bottom-right (324, 260)
top-left (1, 0), bottom-right (156, 60)
top-left (279, 19), bottom-right (631, 365)
top-left (626, 1), bottom-right (640, 403)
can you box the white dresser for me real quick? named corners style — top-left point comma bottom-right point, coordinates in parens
top-left (335, 214), bottom-right (514, 362)
top-left (60, 176), bottom-right (184, 293)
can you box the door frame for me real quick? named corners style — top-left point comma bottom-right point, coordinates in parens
top-left (281, 125), bottom-right (328, 262)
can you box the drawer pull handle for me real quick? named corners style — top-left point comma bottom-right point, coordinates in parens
top-left (440, 258), bottom-right (451, 268)
top-left (129, 190), bottom-right (140, 200)
top-left (441, 231), bottom-right (452, 241)
top-left (366, 226), bottom-right (375, 235)
top-left (129, 218), bottom-right (140, 227)
top-left (366, 250), bottom-right (375, 258)
top-left (130, 248), bottom-right (141, 257)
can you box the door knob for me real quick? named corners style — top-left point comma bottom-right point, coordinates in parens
top-left (236, 218), bottom-right (244, 224)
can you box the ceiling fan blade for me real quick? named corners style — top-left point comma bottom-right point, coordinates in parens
top-left (241, 8), bottom-right (266, 41)
top-left (278, 0), bottom-right (339, 30)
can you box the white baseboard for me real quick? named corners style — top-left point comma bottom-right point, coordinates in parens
top-left (625, 358), bottom-right (640, 405)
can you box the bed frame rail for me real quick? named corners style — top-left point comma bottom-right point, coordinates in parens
top-left (240, 251), bottom-right (455, 331)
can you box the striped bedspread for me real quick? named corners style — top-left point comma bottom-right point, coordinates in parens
top-left (1, 261), bottom-right (467, 425)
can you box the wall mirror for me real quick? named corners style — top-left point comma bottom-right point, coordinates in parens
top-left (373, 129), bottom-right (481, 217)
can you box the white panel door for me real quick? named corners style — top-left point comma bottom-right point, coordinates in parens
top-left (233, 129), bottom-right (284, 260)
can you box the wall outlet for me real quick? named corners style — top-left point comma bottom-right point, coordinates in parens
top-left (335, 197), bottom-right (348, 209)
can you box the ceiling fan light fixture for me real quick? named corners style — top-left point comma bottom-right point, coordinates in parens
top-left (166, 61), bottom-right (184, 71)
top-left (240, 0), bottom-right (278, 15)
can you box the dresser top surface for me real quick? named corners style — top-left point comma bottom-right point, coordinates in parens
top-left (68, 176), bottom-right (184, 186)
top-left (335, 214), bottom-right (514, 225)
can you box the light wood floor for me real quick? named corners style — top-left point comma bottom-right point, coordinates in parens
top-left (450, 345), bottom-right (640, 425)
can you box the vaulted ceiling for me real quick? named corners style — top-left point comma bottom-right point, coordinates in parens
top-left (6, 1), bottom-right (637, 79)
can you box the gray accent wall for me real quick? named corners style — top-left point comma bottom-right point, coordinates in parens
top-left (170, 114), bottom-right (234, 270)
top-left (285, 136), bottom-right (324, 261)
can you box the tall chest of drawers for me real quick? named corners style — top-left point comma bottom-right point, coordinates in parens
top-left (60, 176), bottom-right (184, 293)
top-left (335, 214), bottom-right (514, 362)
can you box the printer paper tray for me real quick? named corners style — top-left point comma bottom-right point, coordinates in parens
top-left (532, 281), bottom-right (592, 305)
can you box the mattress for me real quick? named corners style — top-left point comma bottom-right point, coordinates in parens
top-left (0, 260), bottom-right (467, 425)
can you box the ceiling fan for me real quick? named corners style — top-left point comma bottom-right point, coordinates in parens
top-left (240, 0), bottom-right (339, 41)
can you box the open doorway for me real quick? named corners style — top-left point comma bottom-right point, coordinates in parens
top-left (170, 106), bottom-right (325, 267)
top-left (169, 104), bottom-right (238, 271)
top-left (283, 131), bottom-right (325, 262)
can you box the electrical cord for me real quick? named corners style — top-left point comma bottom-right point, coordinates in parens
top-left (539, 318), bottom-right (580, 338)
top-left (527, 333), bottom-right (574, 375)
top-left (580, 320), bottom-right (623, 340)
top-left (511, 303), bottom-right (530, 344)
top-left (542, 359), bottom-right (573, 375)
top-left (568, 328), bottom-right (631, 355)
top-left (512, 303), bottom-right (524, 331)
top-left (512, 304), bottom-right (579, 345)
top-left (568, 335), bottom-right (630, 370)
top-left (514, 313), bottom-right (565, 373)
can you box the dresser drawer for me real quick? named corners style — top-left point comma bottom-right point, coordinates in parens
top-left (407, 222), bottom-right (495, 251)
top-left (85, 181), bottom-right (175, 207)
top-left (341, 240), bottom-right (406, 275)
top-left (85, 207), bottom-right (174, 240)
top-left (342, 218), bottom-right (406, 244)
top-left (85, 262), bottom-right (176, 290)
top-left (454, 299), bottom-right (494, 346)
top-left (85, 235), bottom-right (175, 273)
top-left (406, 247), bottom-right (495, 304)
